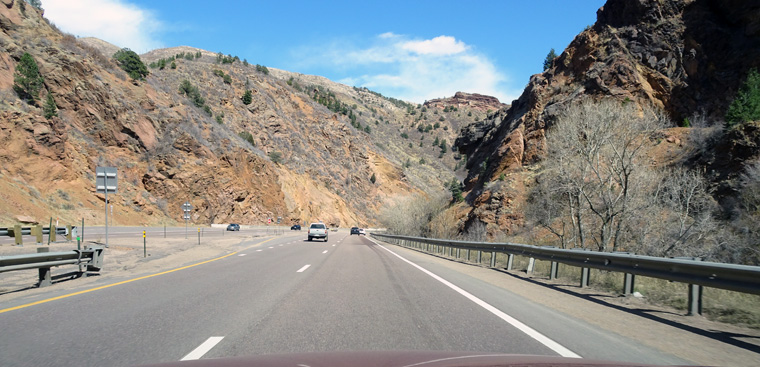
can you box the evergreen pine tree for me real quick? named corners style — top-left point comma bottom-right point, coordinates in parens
top-left (13, 52), bottom-right (44, 104)
top-left (726, 68), bottom-right (760, 126)
top-left (43, 92), bottom-right (57, 119)
top-left (543, 48), bottom-right (558, 71)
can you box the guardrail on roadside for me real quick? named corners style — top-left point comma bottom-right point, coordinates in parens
top-left (0, 246), bottom-right (104, 287)
top-left (370, 233), bottom-right (760, 316)
top-left (0, 225), bottom-right (74, 246)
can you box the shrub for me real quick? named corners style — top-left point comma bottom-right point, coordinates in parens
top-left (242, 90), bottom-right (252, 105)
top-left (726, 68), bottom-right (760, 126)
top-left (268, 151), bottom-right (283, 164)
top-left (370, 173), bottom-right (376, 184)
top-left (223, 74), bottom-right (232, 84)
top-left (238, 131), bottom-right (255, 146)
top-left (400, 132), bottom-right (409, 139)
top-left (13, 52), bottom-right (44, 104)
top-left (215, 114), bottom-right (223, 124)
top-left (256, 64), bottom-right (270, 75)
top-left (113, 48), bottom-right (148, 80)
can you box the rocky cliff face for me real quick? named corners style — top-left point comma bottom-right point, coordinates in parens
top-left (453, 0), bottom-right (760, 236)
top-left (424, 92), bottom-right (507, 112)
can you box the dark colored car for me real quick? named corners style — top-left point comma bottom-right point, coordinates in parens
top-left (291, 224), bottom-right (301, 230)
top-left (350, 227), bottom-right (360, 235)
top-left (226, 223), bottom-right (240, 231)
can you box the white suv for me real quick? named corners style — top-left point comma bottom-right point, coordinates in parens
top-left (307, 223), bottom-right (328, 242)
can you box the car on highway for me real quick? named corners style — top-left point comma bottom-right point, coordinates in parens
top-left (350, 227), bottom-right (360, 235)
top-left (307, 223), bottom-right (328, 242)
top-left (226, 223), bottom-right (240, 231)
top-left (359, 228), bottom-right (366, 235)
top-left (291, 224), bottom-right (301, 230)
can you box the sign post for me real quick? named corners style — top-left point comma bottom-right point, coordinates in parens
top-left (182, 201), bottom-right (192, 239)
top-left (96, 167), bottom-right (117, 248)
top-left (143, 230), bottom-right (147, 257)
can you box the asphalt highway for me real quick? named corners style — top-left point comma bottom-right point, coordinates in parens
top-left (0, 232), bottom-right (690, 366)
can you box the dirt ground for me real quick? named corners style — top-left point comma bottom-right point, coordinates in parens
top-left (2, 235), bottom-right (760, 366)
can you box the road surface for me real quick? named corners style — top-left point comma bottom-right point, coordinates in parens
top-left (0, 232), bottom-right (690, 366)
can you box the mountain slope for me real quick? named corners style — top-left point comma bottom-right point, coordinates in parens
top-left (0, 1), bottom-right (496, 227)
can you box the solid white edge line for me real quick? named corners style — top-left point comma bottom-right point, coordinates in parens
top-left (297, 264), bottom-right (311, 273)
top-left (180, 336), bottom-right (224, 361)
top-left (369, 238), bottom-right (581, 359)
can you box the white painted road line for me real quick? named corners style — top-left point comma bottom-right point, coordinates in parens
top-left (279, 244), bottom-right (283, 246)
top-left (332, 244), bottom-right (336, 247)
top-left (322, 250), bottom-right (328, 254)
top-left (370, 238), bottom-right (581, 359)
top-left (238, 254), bottom-right (247, 257)
top-left (256, 249), bottom-right (263, 252)
top-left (297, 264), bottom-right (311, 273)
top-left (181, 336), bottom-right (224, 361)
top-left (268, 246), bottom-right (274, 249)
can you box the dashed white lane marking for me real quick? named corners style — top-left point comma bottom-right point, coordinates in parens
top-left (332, 244), bottom-right (336, 247)
top-left (296, 264), bottom-right (311, 273)
top-left (181, 336), bottom-right (224, 361)
top-left (370, 238), bottom-right (581, 359)
top-left (238, 254), bottom-right (247, 257)
top-left (279, 244), bottom-right (283, 246)
top-left (322, 250), bottom-right (328, 254)
top-left (268, 246), bottom-right (274, 249)
top-left (256, 249), bottom-right (263, 252)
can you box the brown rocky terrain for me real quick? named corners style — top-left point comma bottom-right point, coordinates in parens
top-left (0, 0), bottom-right (489, 228)
top-left (424, 92), bottom-right (507, 113)
top-left (452, 0), bottom-right (760, 236)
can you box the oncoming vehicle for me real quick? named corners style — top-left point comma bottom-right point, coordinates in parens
top-left (291, 224), bottom-right (301, 231)
top-left (226, 223), bottom-right (240, 231)
top-left (307, 223), bottom-right (328, 242)
top-left (350, 227), bottom-right (360, 235)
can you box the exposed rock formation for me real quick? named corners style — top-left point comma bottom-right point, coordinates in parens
top-left (454, 0), bottom-right (760, 236)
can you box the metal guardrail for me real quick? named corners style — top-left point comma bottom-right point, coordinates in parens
top-left (0, 246), bottom-right (104, 287)
top-left (371, 233), bottom-right (760, 316)
top-left (0, 225), bottom-right (74, 245)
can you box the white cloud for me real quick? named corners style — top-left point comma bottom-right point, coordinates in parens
top-left (308, 34), bottom-right (520, 104)
top-left (43, 0), bottom-right (163, 53)
top-left (401, 35), bottom-right (468, 55)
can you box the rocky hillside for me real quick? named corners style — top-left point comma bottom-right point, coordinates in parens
top-left (452, 0), bottom-right (760, 236)
top-left (0, 0), bottom-right (490, 228)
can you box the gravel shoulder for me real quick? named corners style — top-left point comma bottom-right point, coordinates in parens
top-left (385, 242), bottom-right (760, 367)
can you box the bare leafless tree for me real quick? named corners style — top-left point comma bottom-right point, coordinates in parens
top-left (542, 99), bottom-right (668, 251)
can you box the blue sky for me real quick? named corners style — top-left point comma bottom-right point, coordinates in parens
top-left (43, 0), bottom-right (606, 104)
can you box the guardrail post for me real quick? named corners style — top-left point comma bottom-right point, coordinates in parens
top-left (507, 254), bottom-right (514, 270)
top-left (49, 226), bottom-right (56, 243)
top-left (527, 257), bottom-right (535, 274)
top-left (36, 247), bottom-right (52, 287)
top-left (623, 273), bottom-right (635, 295)
top-left (550, 261), bottom-right (558, 280)
top-left (466, 249), bottom-right (470, 262)
top-left (477, 250), bottom-right (482, 264)
top-left (448, 246), bottom-right (452, 257)
top-left (66, 225), bottom-right (72, 241)
top-left (687, 284), bottom-right (703, 316)
top-left (490, 252), bottom-right (496, 267)
top-left (580, 267), bottom-right (590, 288)
top-left (456, 248), bottom-right (460, 259)
top-left (33, 225), bottom-right (42, 244)
top-left (13, 224), bottom-right (22, 246)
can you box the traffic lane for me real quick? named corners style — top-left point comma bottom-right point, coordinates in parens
top-left (375, 240), bottom-right (691, 365)
top-left (214, 233), bottom-right (557, 358)
top-left (0, 235), bottom-right (331, 367)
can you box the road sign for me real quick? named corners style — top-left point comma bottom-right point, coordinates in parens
top-left (182, 201), bottom-right (192, 239)
top-left (95, 167), bottom-right (117, 194)
top-left (96, 166), bottom-right (117, 248)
